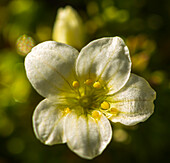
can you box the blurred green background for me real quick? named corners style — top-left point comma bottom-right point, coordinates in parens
top-left (0, 0), bottom-right (170, 162)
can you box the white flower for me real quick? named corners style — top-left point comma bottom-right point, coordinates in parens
top-left (25, 37), bottom-right (156, 159)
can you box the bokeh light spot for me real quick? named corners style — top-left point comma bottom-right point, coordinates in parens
top-left (114, 129), bottom-right (129, 143)
top-left (6, 137), bottom-right (25, 154)
top-left (0, 111), bottom-right (14, 137)
top-left (87, 1), bottom-right (99, 16)
top-left (16, 34), bottom-right (35, 56)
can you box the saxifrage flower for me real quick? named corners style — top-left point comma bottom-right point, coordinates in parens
top-left (25, 37), bottom-right (156, 159)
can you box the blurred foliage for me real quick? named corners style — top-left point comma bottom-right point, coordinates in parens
top-left (0, 0), bottom-right (170, 163)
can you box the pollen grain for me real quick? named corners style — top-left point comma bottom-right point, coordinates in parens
top-left (64, 107), bottom-right (71, 114)
top-left (72, 81), bottom-right (79, 88)
top-left (92, 111), bottom-right (101, 120)
top-left (101, 101), bottom-right (110, 109)
top-left (110, 108), bottom-right (119, 116)
top-left (93, 81), bottom-right (101, 89)
top-left (84, 79), bottom-right (93, 85)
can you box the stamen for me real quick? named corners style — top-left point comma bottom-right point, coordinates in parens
top-left (72, 81), bottom-right (79, 88)
top-left (64, 107), bottom-right (71, 114)
top-left (92, 110), bottom-right (101, 119)
top-left (93, 81), bottom-right (101, 89)
top-left (84, 79), bottom-right (93, 85)
top-left (110, 108), bottom-right (119, 116)
top-left (101, 101), bottom-right (110, 109)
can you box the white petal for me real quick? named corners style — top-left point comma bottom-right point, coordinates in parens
top-left (25, 41), bottom-right (79, 100)
top-left (33, 99), bottom-right (67, 145)
top-left (65, 112), bottom-right (112, 159)
top-left (76, 37), bottom-right (131, 94)
top-left (107, 74), bottom-right (156, 126)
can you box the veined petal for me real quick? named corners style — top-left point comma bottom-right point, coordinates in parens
top-left (33, 99), bottom-right (68, 145)
top-left (25, 41), bottom-right (79, 100)
top-left (106, 74), bottom-right (156, 126)
top-left (65, 112), bottom-right (112, 159)
top-left (76, 37), bottom-right (131, 94)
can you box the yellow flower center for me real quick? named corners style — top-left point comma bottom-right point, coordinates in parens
top-left (79, 96), bottom-right (92, 108)
top-left (63, 79), bottom-right (114, 118)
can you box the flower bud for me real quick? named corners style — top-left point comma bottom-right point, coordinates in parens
top-left (52, 6), bottom-right (85, 49)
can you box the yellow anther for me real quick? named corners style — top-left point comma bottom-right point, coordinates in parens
top-left (92, 111), bottom-right (101, 120)
top-left (93, 81), bottom-right (101, 89)
top-left (64, 107), bottom-right (71, 114)
top-left (84, 79), bottom-right (93, 85)
top-left (101, 101), bottom-right (110, 110)
top-left (110, 108), bottom-right (119, 116)
top-left (72, 81), bottom-right (79, 88)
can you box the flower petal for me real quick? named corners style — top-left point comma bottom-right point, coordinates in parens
top-left (33, 99), bottom-right (68, 145)
top-left (65, 112), bottom-right (112, 159)
top-left (106, 74), bottom-right (156, 126)
top-left (25, 41), bottom-right (79, 100)
top-left (76, 37), bottom-right (131, 94)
